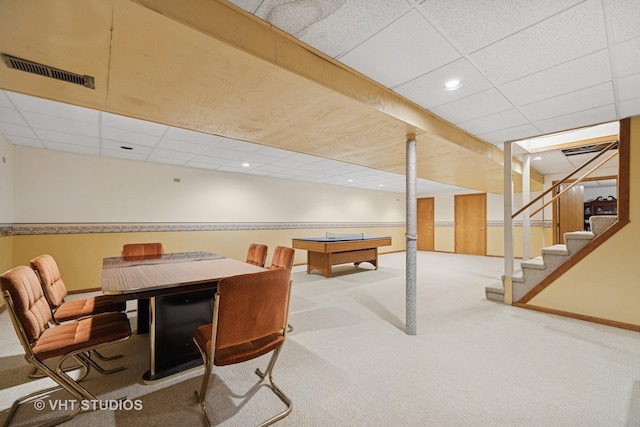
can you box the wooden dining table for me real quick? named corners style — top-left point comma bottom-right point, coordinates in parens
top-left (102, 251), bottom-right (265, 382)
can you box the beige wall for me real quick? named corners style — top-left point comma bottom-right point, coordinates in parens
top-left (529, 116), bottom-right (639, 326)
top-left (6, 146), bottom-right (406, 292)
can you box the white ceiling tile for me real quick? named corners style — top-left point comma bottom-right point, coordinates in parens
top-left (101, 126), bottom-right (160, 147)
top-left (199, 146), bottom-right (247, 160)
top-left (470, 0), bottom-right (607, 85)
top-left (394, 58), bottom-right (493, 109)
top-left (458, 109), bottom-right (530, 136)
top-left (477, 123), bottom-right (541, 146)
top-left (214, 137), bottom-right (262, 152)
top-left (185, 161), bottom-right (220, 170)
top-left (534, 104), bottom-right (617, 134)
top-left (614, 37), bottom-right (640, 78)
top-left (618, 73), bottom-right (640, 101)
top-left (41, 141), bottom-right (100, 156)
top-left (499, 49), bottom-right (612, 106)
top-left (101, 139), bottom-right (153, 156)
top-left (101, 112), bottom-right (168, 136)
top-left (620, 96), bottom-right (640, 118)
top-left (4, 135), bottom-right (44, 148)
top-left (22, 111), bottom-right (98, 137)
top-left (147, 148), bottom-right (195, 161)
top-left (286, 0), bottom-right (410, 57)
top-left (609, 0), bottom-right (640, 44)
top-left (157, 138), bottom-right (210, 154)
top-left (340, 9), bottom-right (460, 88)
top-left (237, 153), bottom-right (283, 164)
top-left (251, 146), bottom-right (294, 158)
top-left (101, 149), bottom-right (148, 162)
top-left (0, 91), bottom-right (13, 108)
top-left (146, 156), bottom-right (188, 166)
top-left (186, 155), bottom-right (228, 166)
top-left (431, 88), bottom-right (513, 124)
top-left (226, 0), bottom-right (263, 13)
top-left (0, 121), bottom-right (38, 138)
top-left (7, 92), bottom-right (99, 123)
top-left (164, 127), bottom-right (221, 145)
top-left (34, 128), bottom-right (100, 147)
top-left (419, 0), bottom-right (584, 54)
top-left (0, 106), bottom-right (27, 126)
top-left (520, 82), bottom-right (614, 122)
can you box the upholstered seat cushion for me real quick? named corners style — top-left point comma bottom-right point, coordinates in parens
top-left (194, 324), bottom-right (284, 367)
top-left (53, 296), bottom-right (126, 323)
top-left (32, 312), bottom-right (131, 360)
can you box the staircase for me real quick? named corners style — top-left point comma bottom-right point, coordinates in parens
top-left (485, 215), bottom-right (617, 303)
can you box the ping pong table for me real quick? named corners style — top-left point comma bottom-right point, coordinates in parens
top-left (292, 234), bottom-right (391, 278)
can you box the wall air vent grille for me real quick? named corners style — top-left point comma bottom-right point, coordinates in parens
top-left (1, 53), bottom-right (95, 89)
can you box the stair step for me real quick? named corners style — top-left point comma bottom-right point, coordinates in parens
top-left (521, 257), bottom-right (545, 270)
top-left (564, 231), bottom-right (595, 240)
top-left (542, 244), bottom-right (569, 256)
top-left (485, 286), bottom-right (504, 303)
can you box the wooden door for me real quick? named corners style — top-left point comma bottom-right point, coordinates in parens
top-left (417, 197), bottom-right (434, 251)
top-left (454, 193), bottom-right (486, 255)
top-left (553, 183), bottom-right (584, 244)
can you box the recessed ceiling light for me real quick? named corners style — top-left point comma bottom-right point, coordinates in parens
top-left (378, 184), bottom-right (384, 187)
top-left (241, 162), bottom-right (250, 167)
top-left (444, 79), bottom-right (462, 91)
top-left (347, 179), bottom-right (353, 182)
top-left (533, 156), bottom-right (544, 161)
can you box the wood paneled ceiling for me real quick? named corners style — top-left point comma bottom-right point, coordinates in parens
top-left (0, 0), bottom-right (542, 193)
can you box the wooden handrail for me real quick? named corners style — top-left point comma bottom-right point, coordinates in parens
top-left (512, 139), bottom-right (618, 218)
top-left (528, 150), bottom-right (618, 217)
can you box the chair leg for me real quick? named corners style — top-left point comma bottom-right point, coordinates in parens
top-left (4, 358), bottom-right (89, 427)
top-left (255, 347), bottom-right (293, 427)
top-left (28, 360), bottom-right (88, 381)
top-left (193, 338), bottom-right (213, 427)
top-left (80, 352), bottom-right (125, 374)
top-left (286, 323), bottom-right (294, 333)
top-left (92, 349), bottom-right (123, 361)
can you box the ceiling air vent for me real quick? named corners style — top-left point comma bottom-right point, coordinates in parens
top-left (1, 53), bottom-right (95, 89)
top-left (561, 141), bottom-right (618, 157)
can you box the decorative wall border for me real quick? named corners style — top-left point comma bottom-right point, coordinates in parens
top-left (8, 222), bottom-right (406, 236)
top-left (3, 220), bottom-right (554, 236)
top-left (436, 220), bottom-right (552, 228)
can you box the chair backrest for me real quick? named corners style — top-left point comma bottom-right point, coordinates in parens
top-left (122, 242), bottom-right (164, 257)
top-left (30, 254), bottom-right (68, 309)
top-left (0, 266), bottom-right (53, 345)
top-left (215, 269), bottom-right (291, 351)
top-left (245, 243), bottom-right (268, 267)
top-left (269, 246), bottom-right (295, 271)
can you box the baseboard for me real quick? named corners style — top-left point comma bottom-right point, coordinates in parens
top-left (513, 302), bottom-right (640, 333)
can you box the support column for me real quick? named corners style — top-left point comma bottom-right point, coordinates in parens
top-left (522, 153), bottom-right (531, 261)
top-left (406, 135), bottom-right (417, 335)
top-left (503, 141), bottom-right (514, 305)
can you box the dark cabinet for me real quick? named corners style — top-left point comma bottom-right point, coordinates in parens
top-left (584, 196), bottom-right (617, 230)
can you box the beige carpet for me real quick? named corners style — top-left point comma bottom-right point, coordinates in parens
top-left (1, 251), bottom-right (639, 426)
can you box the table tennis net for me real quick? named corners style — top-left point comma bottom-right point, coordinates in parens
top-left (325, 232), bottom-right (364, 240)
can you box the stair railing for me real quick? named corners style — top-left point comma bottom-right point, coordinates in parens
top-left (512, 140), bottom-right (618, 220)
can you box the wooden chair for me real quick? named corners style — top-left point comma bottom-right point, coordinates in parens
top-left (245, 243), bottom-right (268, 268)
top-left (193, 269), bottom-right (293, 427)
top-left (0, 266), bottom-right (131, 426)
top-left (269, 246), bottom-right (295, 271)
top-left (122, 243), bottom-right (164, 334)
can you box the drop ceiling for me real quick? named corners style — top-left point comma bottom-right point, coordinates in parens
top-left (0, 0), bottom-right (638, 194)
